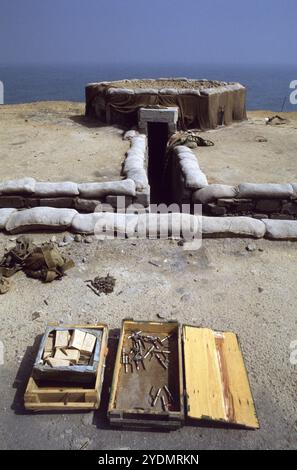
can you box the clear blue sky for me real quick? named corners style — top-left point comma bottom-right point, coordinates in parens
top-left (0, 0), bottom-right (296, 65)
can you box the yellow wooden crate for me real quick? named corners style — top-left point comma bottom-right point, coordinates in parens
top-left (24, 323), bottom-right (108, 411)
top-left (108, 320), bottom-right (259, 430)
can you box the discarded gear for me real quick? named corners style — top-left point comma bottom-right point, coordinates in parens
top-left (0, 236), bottom-right (75, 294)
top-left (167, 130), bottom-right (214, 150)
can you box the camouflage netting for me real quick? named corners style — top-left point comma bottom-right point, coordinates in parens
top-left (85, 78), bottom-right (247, 130)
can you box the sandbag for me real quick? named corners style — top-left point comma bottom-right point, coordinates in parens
top-left (125, 169), bottom-right (148, 191)
top-left (71, 212), bottom-right (138, 237)
top-left (123, 136), bottom-right (148, 190)
top-left (0, 208), bottom-right (16, 229)
top-left (159, 88), bottom-right (178, 94)
top-left (193, 185), bottom-right (238, 203)
top-left (134, 88), bottom-right (158, 95)
top-left (78, 179), bottom-right (136, 198)
top-left (0, 178), bottom-right (36, 195)
top-left (290, 183), bottom-right (297, 199)
top-left (237, 183), bottom-right (293, 199)
top-left (5, 207), bottom-right (77, 234)
top-left (71, 213), bottom-right (103, 234)
top-left (108, 87), bottom-right (134, 95)
top-left (201, 216), bottom-right (266, 238)
top-left (94, 212), bottom-right (138, 239)
top-left (34, 182), bottom-right (79, 197)
top-left (135, 213), bottom-right (201, 240)
top-left (262, 219), bottom-right (297, 240)
top-left (174, 146), bottom-right (208, 189)
top-left (123, 129), bottom-right (139, 141)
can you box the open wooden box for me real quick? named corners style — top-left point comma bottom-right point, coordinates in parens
top-left (24, 323), bottom-right (108, 411)
top-left (33, 325), bottom-right (104, 384)
top-left (108, 320), bottom-right (259, 430)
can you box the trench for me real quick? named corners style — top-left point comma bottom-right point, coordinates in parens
top-left (147, 122), bottom-right (170, 205)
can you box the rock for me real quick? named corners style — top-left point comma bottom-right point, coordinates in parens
top-left (246, 242), bottom-right (257, 252)
top-left (32, 311), bottom-right (41, 320)
top-left (255, 199), bottom-right (281, 213)
top-left (207, 203), bottom-right (227, 216)
top-left (74, 234), bottom-right (82, 242)
top-left (84, 236), bottom-right (94, 244)
top-left (63, 234), bottom-right (74, 245)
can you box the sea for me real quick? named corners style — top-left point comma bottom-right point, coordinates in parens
top-left (1, 63), bottom-right (297, 111)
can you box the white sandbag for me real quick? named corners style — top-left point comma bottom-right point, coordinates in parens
top-left (237, 183), bottom-right (293, 199)
top-left (290, 183), bottom-right (297, 199)
top-left (134, 88), bottom-right (158, 95)
top-left (193, 184), bottom-right (238, 203)
top-left (78, 179), bottom-right (136, 198)
top-left (107, 88), bottom-right (134, 95)
top-left (123, 129), bottom-right (139, 141)
top-left (0, 208), bottom-right (16, 230)
top-left (180, 164), bottom-right (208, 190)
top-left (34, 181), bottom-right (79, 197)
top-left (72, 212), bottom-right (138, 237)
top-left (6, 207), bottom-right (77, 234)
top-left (134, 213), bottom-right (201, 240)
top-left (131, 135), bottom-right (146, 152)
top-left (0, 178), bottom-right (36, 195)
top-left (71, 213), bottom-right (103, 234)
top-left (262, 219), bottom-right (297, 239)
top-left (94, 212), bottom-right (138, 239)
top-left (159, 88), bottom-right (178, 94)
top-left (125, 169), bottom-right (148, 191)
top-left (123, 136), bottom-right (148, 190)
top-left (201, 216), bottom-right (265, 238)
top-left (174, 145), bottom-right (195, 156)
top-left (174, 146), bottom-right (208, 189)
top-left (125, 148), bottom-right (145, 161)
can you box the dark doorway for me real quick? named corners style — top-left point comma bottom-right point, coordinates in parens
top-left (147, 122), bottom-right (169, 204)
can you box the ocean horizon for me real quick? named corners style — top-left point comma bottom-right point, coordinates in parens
top-left (1, 63), bottom-right (297, 111)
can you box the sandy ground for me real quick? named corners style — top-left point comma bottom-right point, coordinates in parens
top-left (196, 111), bottom-right (297, 185)
top-left (0, 102), bottom-right (129, 183)
top-left (0, 233), bottom-right (296, 450)
top-left (1, 103), bottom-right (297, 187)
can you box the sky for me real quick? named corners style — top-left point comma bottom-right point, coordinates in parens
top-left (0, 0), bottom-right (296, 66)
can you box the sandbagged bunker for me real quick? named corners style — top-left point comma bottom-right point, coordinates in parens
top-left (85, 78), bottom-right (247, 131)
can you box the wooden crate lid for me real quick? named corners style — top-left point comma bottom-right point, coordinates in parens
top-left (182, 326), bottom-right (259, 429)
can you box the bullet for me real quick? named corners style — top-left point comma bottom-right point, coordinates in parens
top-left (155, 353), bottom-right (168, 370)
top-left (161, 395), bottom-right (168, 411)
top-left (164, 385), bottom-right (173, 402)
top-left (152, 387), bottom-right (162, 407)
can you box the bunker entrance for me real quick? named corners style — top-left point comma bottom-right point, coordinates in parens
top-left (147, 122), bottom-right (169, 205)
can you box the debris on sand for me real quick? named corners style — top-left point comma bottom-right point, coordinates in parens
top-left (167, 130), bottom-right (214, 149)
top-left (85, 273), bottom-right (116, 296)
top-left (266, 115), bottom-right (289, 126)
top-left (0, 277), bottom-right (11, 295)
top-left (0, 236), bottom-right (75, 294)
